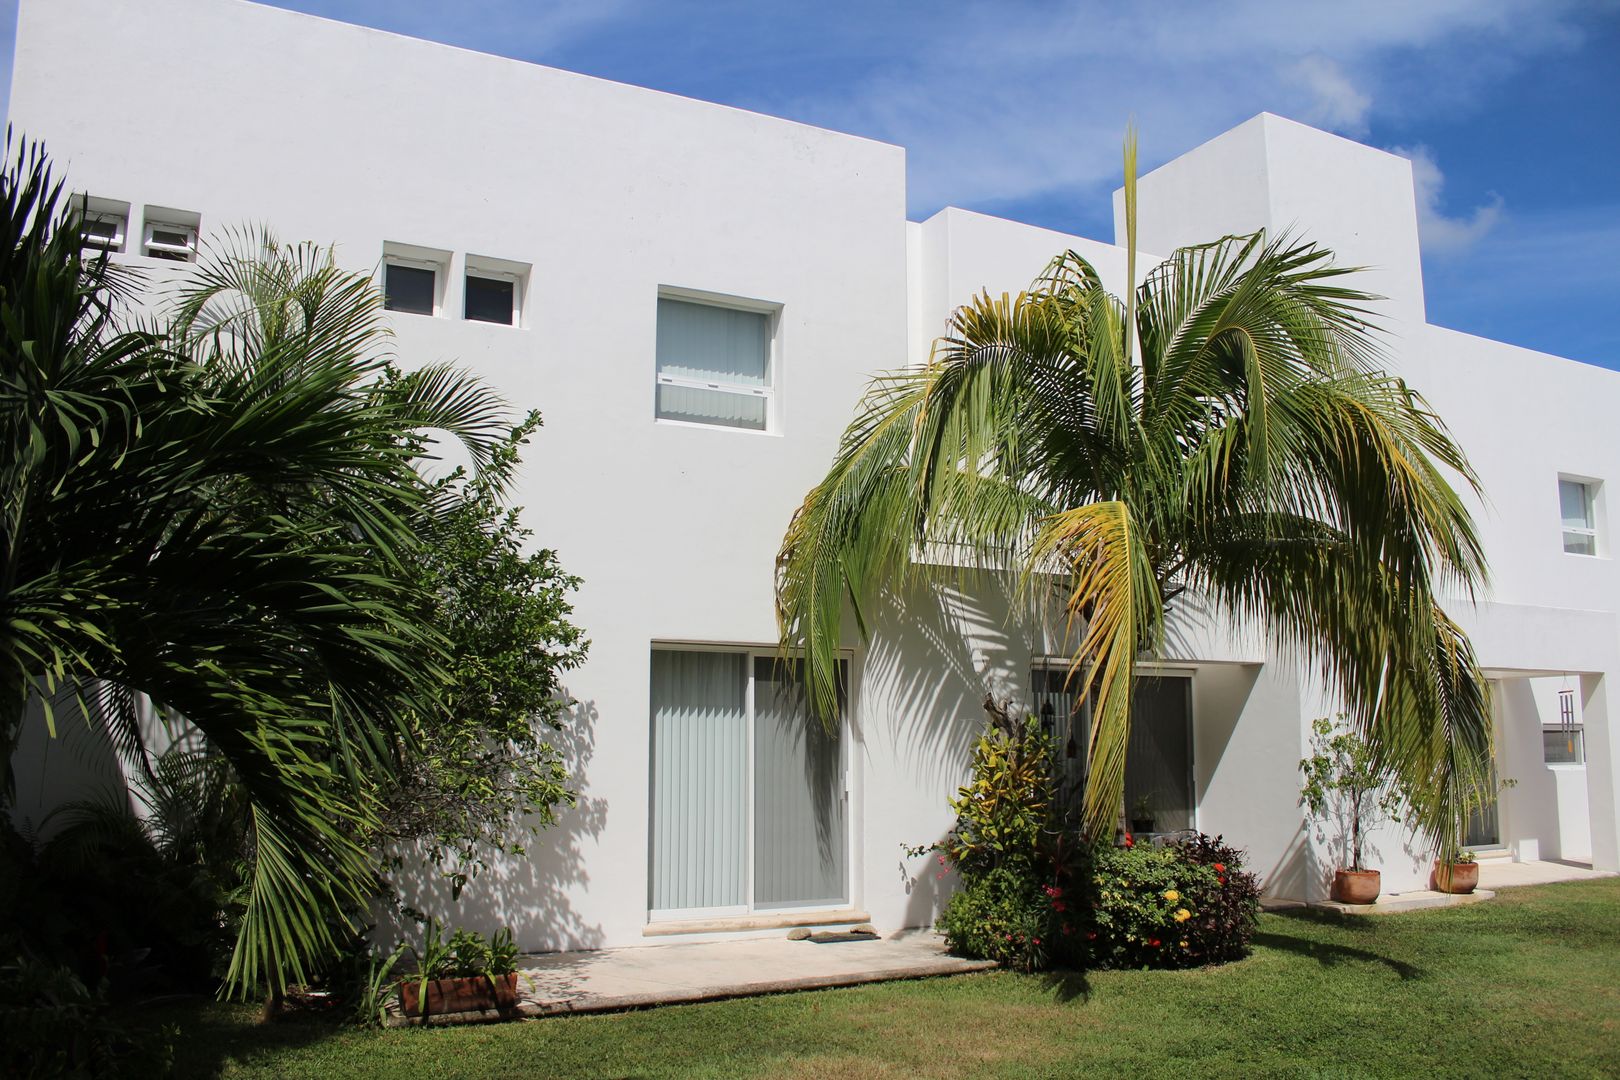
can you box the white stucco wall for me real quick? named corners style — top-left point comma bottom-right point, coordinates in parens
top-left (8, 0), bottom-right (1618, 945)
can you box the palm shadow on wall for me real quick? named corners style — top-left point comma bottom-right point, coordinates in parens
top-left (384, 695), bottom-right (608, 953)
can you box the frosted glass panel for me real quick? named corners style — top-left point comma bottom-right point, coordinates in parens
top-left (1560, 479), bottom-right (1592, 530)
top-left (650, 651), bottom-right (748, 911)
top-left (655, 383), bottom-right (767, 430)
top-left (753, 658), bottom-right (846, 908)
top-left (656, 298), bottom-right (769, 385)
top-left (1124, 677), bottom-right (1194, 833)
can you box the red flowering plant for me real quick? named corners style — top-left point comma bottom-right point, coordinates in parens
top-left (1084, 834), bottom-right (1259, 970)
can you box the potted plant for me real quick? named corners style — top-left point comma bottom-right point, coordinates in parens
top-left (1432, 849), bottom-right (1479, 894)
top-left (1129, 791), bottom-right (1157, 834)
top-left (1299, 716), bottom-right (1405, 904)
top-left (398, 918), bottom-right (523, 1020)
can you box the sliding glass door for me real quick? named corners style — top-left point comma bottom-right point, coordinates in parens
top-left (649, 648), bottom-right (847, 919)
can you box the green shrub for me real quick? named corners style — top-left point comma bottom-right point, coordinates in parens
top-left (931, 708), bottom-right (1090, 971)
top-left (0, 954), bottom-right (177, 1078)
top-left (1087, 834), bottom-right (1259, 969)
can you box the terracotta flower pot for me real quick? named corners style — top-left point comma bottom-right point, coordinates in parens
top-left (399, 972), bottom-right (520, 1018)
top-left (1432, 860), bottom-right (1480, 894)
top-left (1331, 868), bottom-right (1381, 904)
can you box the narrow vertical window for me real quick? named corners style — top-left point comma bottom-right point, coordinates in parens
top-left (1559, 477), bottom-right (1599, 556)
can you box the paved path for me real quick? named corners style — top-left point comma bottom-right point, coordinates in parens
top-left (387, 930), bottom-right (996, 1026)
top-left (1476, 857), bottom-right (1614, 890)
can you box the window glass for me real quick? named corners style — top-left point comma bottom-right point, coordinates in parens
top-left (464, 274), bottom-right (515, 325)
top-left (1543, 728), bottom-right (1585, 765)
top-left (655, 383), bottom-right (767, 431)
top-left (655, 297), bottom-right (773, 430)
top-left (384, 263), bottom-right (436, 315)
top-left (1561, 478), bottom-right (1597, 555)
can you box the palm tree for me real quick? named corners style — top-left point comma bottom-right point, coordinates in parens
top-left (0, 136), bottom-right (509, 998)
top-left (776, 135), bottom-right (1493, 855)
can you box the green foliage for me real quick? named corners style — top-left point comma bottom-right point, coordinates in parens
top-left (1087, 834), bottom-right (1259, 970)
top-left (0, 134), bottom-right (513, 1000)
top-left (1299, 715), bottom-right (1407, 871)
top-left (776, 133), bottom-right (1495, 852)
top-left (397, 918), bottom-right (521, 1017)
top-left (376, 409), bottom-right (588, 892)
top-left (933, 706), bottom-right (1089, 972)
top-left (0, 952), bottom-right (177, 1079)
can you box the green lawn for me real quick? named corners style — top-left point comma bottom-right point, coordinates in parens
top-left (157, 878), bottom-right (1620, 1079)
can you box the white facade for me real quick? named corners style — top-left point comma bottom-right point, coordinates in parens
top-left (8, 0), bottom-right (1617, 951)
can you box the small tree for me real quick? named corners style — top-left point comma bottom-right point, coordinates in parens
top-left (1299, 716), bottom-right (1405, 872)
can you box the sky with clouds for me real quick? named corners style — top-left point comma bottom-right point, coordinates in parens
top-left (0, 0), bottom-right (1616, 367)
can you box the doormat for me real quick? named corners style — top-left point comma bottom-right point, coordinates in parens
top-left (807, 930), bottom-right (879, 944)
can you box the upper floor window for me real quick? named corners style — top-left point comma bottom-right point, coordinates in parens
top-left (381, 242), bottom-right (449, 317)
top-left (142, 205), bottom-right (200, 263)
top-left (655, 294), bottom-right (775, 432)
top-left (71, 195), bottom-right (129, 254)
top-left (463, 255), bottom-right (529, 327)
top-left (1559, 476), bottom-right (1600, 556)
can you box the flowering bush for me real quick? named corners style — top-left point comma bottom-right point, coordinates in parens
top-left (932, 706), bottom-right (1089, 971)
top-left (1087, 833), bottom-right (1260, 969)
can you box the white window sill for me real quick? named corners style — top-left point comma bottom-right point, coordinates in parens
top-left (653, 416), bottom-right (782, 438)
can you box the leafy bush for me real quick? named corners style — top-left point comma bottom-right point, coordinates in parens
top-left (1087, 834), bottom-right (1259, 969)
top-left (932, 704), bottom-right (1089, 971)
top-left (0, 953), bottom-right (176, 1079)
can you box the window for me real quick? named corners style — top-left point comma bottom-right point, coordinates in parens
top-left (1544, 687), bottom-right (1585, 765)
top-left (384, 263), bottom-right (436, 315)
top-left (648, 648), bottom-right (846, 918)
top-left (462, 255), bottom-right (528, 327)
top-left (655, 294), bottom-right (775, 431)
top-left (380, 242), bottom-right (450, 317)
top-left (141, 205), bottom-right (200, 262)
top-left (70, 195), bottom-right (130, 255)
top-left (1029, 664), bottom-right (1195, 834)
top-left (1560, 477), bottom-right (1600, 556)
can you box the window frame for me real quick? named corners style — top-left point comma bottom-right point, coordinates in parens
top-left (653, 288), bottom-right (781, 435)
top-left (647, 642), bottom-right (851, 923)
top-left (1543, 686), bottom-right (1586, 766)
top-left (461, 254), bottom-right (530, 328)
top-left (1559, 475), bottom-right (1602, 557)
top-left (140, 205), bottom-right (202, 264)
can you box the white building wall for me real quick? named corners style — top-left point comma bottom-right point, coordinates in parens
top-left (7, 0), bottom-right (1618, 944)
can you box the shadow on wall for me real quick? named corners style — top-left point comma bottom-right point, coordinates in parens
top-left (383, 696), bottom-right (607, 954)
top-left (861, 575), bottom-right (1027, 796)
top-left (900, 831), bottom-right (957, 932)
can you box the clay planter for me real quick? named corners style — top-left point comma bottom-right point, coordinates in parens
top-left (1331, 868), bottom-right (1382, 904)
top-left (1432, 860), bottom-right (1480, 895)
top-left (399, 972), bottom-right (520, 1018)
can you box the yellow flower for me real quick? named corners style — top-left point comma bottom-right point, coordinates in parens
top-left (1174, 908), bottom-right (1191, 923)
top-left (1179, 940), bottom-right (1189, 948)
top-left (1163, 890), bottom-right (1180, 903)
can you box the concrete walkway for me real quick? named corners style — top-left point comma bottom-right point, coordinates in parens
top-left (1262, 857), bottom-right (1614, 917)
top-left (386, 930), bottom-right (997, 1027)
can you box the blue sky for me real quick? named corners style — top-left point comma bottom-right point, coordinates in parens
top-left (2, 1), bottom-right (1617, 368)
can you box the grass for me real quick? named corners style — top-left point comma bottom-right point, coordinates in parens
top-left (153, 878), bottom-right (1620, 1079)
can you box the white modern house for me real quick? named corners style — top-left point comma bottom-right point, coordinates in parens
top-left (8, 0), bottom-right (1617, 953)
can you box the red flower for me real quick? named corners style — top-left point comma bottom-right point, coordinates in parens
top-left (1034, 938), bottom-right (1041, 946)
top-left (1123, 833), bottom-right (1135, 848)
top-left (1053, 900), bottom-right (1067, 913)
top-left (1086, 931), bottom-right (1097, 940)
top-left (1213, 862), bottom-right (1226, 873)
top-left (1147, 938), bottom-right (1162, 947)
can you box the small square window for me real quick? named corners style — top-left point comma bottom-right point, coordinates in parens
top-left (141, 205), bottom-right (201, 263)
top-left (70, 195), bottom-right (130, 255)
top-left (1559, 477), bottom-right (1600, 556)
top-left (384, 263), bottom-right (437, 315)
top-left (465, 275), bottom-right (515, 325)
top-left (655, 294), bottom-right (775, 432)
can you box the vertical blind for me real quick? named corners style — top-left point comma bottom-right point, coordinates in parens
top-left (649, 650), bottom-right (748, 911)
top-left (753, 658), bottom-right (846, 908)
top-left (655, 298), bottom-right (770, 430)
top-left (649, 650), bottom-right (847, 914)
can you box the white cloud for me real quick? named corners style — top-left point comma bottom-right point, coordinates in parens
top-left (1287, 54), bottom-right (1372, 136)
top-left (1390, 144), bottom-right (1506, 255)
